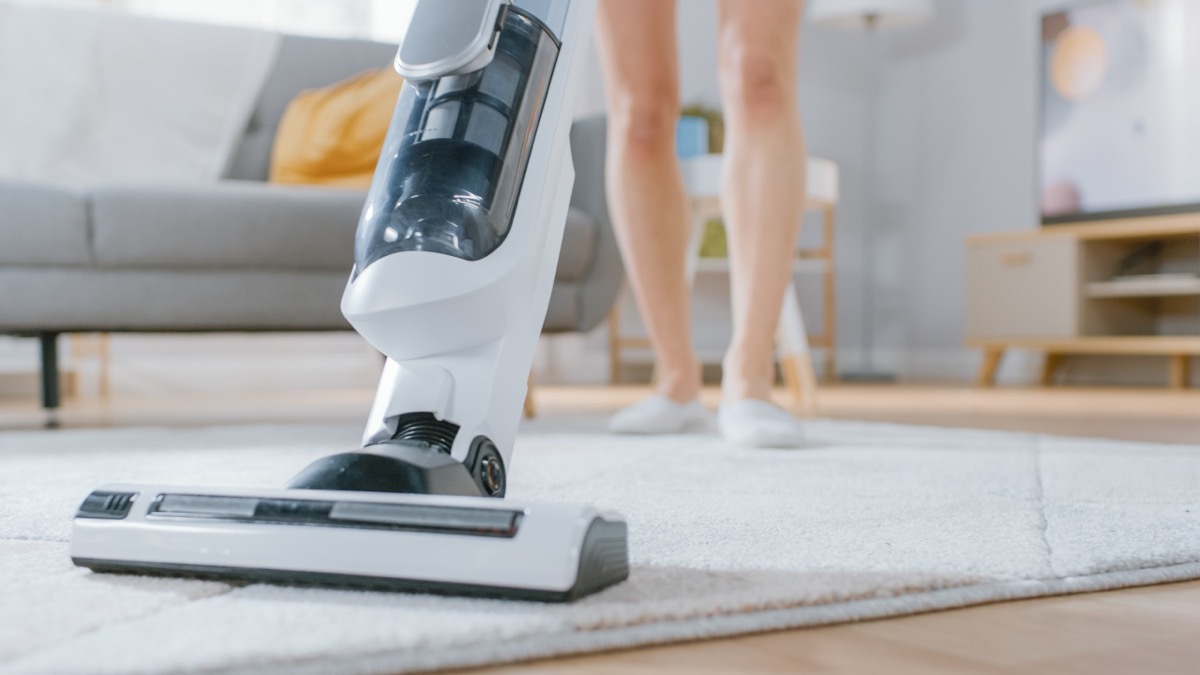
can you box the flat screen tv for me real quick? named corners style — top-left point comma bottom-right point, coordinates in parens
top-left (1040, 0), bottom-right (1200, 224)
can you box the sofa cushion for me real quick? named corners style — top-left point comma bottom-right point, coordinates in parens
top-left (269, 67), bottom-right (404, 189)
top-left (90, 181), bottom-right (365, 272)
top-left (0, 181), bottom-right (90, 266)
top-left (225, 35), bottom-right (397, 183)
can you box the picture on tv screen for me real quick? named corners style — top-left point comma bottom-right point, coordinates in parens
top-left (1040, 0), bottom-right (1200, 223)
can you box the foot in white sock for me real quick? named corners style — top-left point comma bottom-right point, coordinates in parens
top-left (717, 399), bottom-right (805, 448)
top-left (609, 396), bottom-right (708, 435)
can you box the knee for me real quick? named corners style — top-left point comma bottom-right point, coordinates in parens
top-left (719, 45), bottom-right (793, 118)
top-left (609, 91), bottom-right (680, 155)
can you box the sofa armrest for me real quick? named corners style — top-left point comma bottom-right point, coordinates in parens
top-left (544, 115), bottom-right (622, 335)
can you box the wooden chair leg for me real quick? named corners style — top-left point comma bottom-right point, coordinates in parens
top-left (821, 203), bottom-right (837, 384)
top-left (98, 332), bottom-right (111, 400)
top-left (1039, 353), bottom-right (1063, 387)
top-left (823, 350), bottom-right (837, 386)
top-left (607, 306), bottom-right (622, 385)
top-left (776, 285), bottom-right (818, 414)
top-left (1168, 354), bottom-right (1190, 390)
top-left (523, 371), bottom-right (537, 418)
top-left (781, 354), bottom-right (819, 416)
top-left (976, 347), bottom-right (1004, 388)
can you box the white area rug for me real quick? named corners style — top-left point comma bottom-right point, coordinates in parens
top-left (2, 418), bottom-right (1199, 674)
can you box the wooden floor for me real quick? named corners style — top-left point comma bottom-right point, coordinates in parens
top-left (3, 383), bottom-right (1200, 673)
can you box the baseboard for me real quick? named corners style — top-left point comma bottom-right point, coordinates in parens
top-left (0, 333), bottom-right (381, 399)
top-left (3, 333), bottom-right (1191, 398)
top-left (0, 371), bottom-right (76, 401)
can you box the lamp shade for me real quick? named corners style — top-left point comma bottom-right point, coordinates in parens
top-left (809, 0), bottom-right (934, 29)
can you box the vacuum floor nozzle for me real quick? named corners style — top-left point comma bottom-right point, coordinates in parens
top-left (71, 484), bottom-right (629, 602)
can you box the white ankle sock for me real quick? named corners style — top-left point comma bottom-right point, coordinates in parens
top-left (609, 395), bottom-right (708, 435)
top-left (717, 399), bottom-right (805, 448)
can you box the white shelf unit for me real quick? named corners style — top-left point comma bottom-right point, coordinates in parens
top-left (1086, 274), bottom-right (1200, 299)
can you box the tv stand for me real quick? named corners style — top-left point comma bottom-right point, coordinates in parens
top-left (965, 213), bottom-right (1200, 389)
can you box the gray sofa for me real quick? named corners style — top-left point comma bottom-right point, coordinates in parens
top-left (0, 34), bottom-right (620, 416)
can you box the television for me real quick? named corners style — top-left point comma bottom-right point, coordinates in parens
top-left (1040, 0), bottom-right (1200, 224)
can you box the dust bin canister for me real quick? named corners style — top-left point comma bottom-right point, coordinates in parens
top-left (354, 7), bottom-right (560, 273)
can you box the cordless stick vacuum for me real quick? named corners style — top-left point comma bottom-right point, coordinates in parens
top-left (70, 0), bottom-right (628, 602)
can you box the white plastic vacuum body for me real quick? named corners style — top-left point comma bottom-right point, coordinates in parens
top-left (70, 0), bottom-right (627, 601)
top-left (338, 0), bottom-right (589, 498)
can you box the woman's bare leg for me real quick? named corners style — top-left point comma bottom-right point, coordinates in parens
top-left (596, 0), bottom-right (701, 405)
top-left (716, 0), bottom-right (807, 404)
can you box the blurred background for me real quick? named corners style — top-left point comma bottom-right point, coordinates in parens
top-left (2, 0), bottom-right (1198, 423)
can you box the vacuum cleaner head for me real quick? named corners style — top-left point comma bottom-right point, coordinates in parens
top-left (71, 485), bottom-right (629, 602)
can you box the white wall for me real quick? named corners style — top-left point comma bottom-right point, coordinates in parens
top-left (571, 0), bottom-right (1169, 386)
top-left (4, 0), bottom-right (1176, 393)
top-left (642, 0), bottom-right (1056, 384)
top-left (871, 0), bottom-right (1043, 381)
top-left (675, 0), bottom-right (878, 374)
top-left (559, 0), bottom-right (1038, 385)
top-left (866, 0), bottom-right (1189, 385)
top-left (551, 0), bottom-right (879, 385)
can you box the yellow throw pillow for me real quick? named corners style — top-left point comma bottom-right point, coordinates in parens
top-left (269, 67), bottom-right (404, 189)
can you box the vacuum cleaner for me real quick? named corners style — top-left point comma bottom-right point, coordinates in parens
top-left (70, 0), bottom-right (628, 602)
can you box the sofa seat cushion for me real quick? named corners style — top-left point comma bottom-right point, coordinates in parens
top-left (90, 179), bottom-right (599, 278)
top-left (0, 267), bottom-right (350, 332)
top-left (90, 181), bottom-right (366, 272)
top-left (0, 181), bottom-right (90, 266)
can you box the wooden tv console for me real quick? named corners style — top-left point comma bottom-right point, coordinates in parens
top-left (965, 212), bottom-right (1200, 389)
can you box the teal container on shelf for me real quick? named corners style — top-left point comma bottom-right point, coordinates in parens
top-left (676, 116), bottom-right (709, 158)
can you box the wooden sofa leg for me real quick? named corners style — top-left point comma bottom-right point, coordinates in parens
top-left (40, 332), bottom-right (61, 428)
top-left (523, 371), bottom-right (537, 419)
top-left (976, 347), bottom-right (1004, 388)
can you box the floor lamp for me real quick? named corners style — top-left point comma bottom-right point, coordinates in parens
top-left (809, 0), bottom-right (933, 381)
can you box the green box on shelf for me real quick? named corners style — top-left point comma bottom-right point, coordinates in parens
top-left (700, 218), bottom-right (727, 258)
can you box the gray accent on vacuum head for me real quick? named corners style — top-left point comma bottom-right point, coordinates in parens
top-left (283, 415), bottom-right (507, 498)
top-left (135, 493), bottom-right (523, 537)
top-left (75, 490), bottom-right (522, 536)
top-left (563, 516), bottom-right (629, 600)
top-left (284, 443), bottom-right (486, 496)
top-left (329, 501), bottom-right (518, 535)
top-left (76, 491), bottom-right (138, 520)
